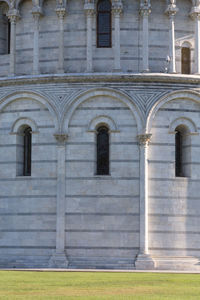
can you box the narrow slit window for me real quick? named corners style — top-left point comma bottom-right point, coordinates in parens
top-left (0, 3), bottom-right (10, 55)
top-left (97, 126), bottom-right (109, 175)
top-left (175, 125), bottom-right (190, 178)
top-left (23, 127), bottom-right (32, 176)
top-left (175, 129), bottom-right (183, 177)
top-left (97, 0), bottom-right (111, 48)
top-left (181, 47), bottom-right (190, 74)
top-left (7, 20), bottom-right (10, 54)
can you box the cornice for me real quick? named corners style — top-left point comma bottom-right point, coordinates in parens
top-left (0, 73), bottom-right (200, 86)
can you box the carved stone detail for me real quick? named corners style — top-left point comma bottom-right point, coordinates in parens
top-left (140, 0), bottom-right (151, 16)
top-left (112, 1), bottom-right (123, 16)
top-left (56, 7), bottom-right (66, 18)
top-left (7, 9), bottom-right (20, 23)
top-left (137, 134), bottom-right (152, 146)
top-left (54, 133), bottom-right (68, 145)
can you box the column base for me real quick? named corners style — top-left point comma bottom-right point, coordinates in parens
top-left (135, 253), bottom-right (155, 270)
top-left (141, 69), bottom-right (150, 73)
top-left (85, 69), bottom-right (93, 73)
top-left (112, 68), bottom-right (122, 73)
top-left (48, 251), bottom-right (68, 268)
top-left (57, 69), bottom-right (65, 74)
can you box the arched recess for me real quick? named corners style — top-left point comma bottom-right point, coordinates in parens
top-left (0, 0), bottom-right (10, 9)
top-left (146, 90), bottom-right (200, 133)
top-left (169, 117), bottom-right (198, 135)
top-left (88, 115), bottom-right (119, 132)
top-left (0, 91), bottom-right (59, 132)
top-left (10, 117), bottom-right (39, 135)
top-left (62, 88), bottom-right (144, 134)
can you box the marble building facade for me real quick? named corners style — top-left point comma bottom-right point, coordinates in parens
top-left (0, 0), bottom-right (200, 270)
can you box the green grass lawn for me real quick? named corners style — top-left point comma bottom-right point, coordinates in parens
top-left (0, 271), bottom-right (200, 300)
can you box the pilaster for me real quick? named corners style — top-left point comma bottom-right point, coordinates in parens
top-left (56, 7), bottom-right (66, 74)
top-left (112, 1), bottom-right (123, 72)
top-left (190, 3), bottom-right (200, 74)
top-left (84, 1), bottom-right (95, 72)
top-left (135, 133), bottom-right (155, 270)
top-left (49, 133), bottom-right (68, 268)
top-left (165, 2), bottom-right (178, 74)
top-left (7, 9), bottom-right (20, 76)
top-left (140, 1), bottom-right (151, 72)
top-left (32, 6), bottom-right (42, 75)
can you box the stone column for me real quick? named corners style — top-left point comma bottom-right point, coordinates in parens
top-left (84, 2), bottom-right (94, 72)
top-left (140, 2), bottom-right (151, 72)
top-left (190, 4), bottom-right (200, 74)
top-left (56, 8), bottom-right (66, 74)
top-left (112, 1), bottom-right (123, 72)
top-left (49, 133), bottom-right (68, 268)
top-left (135, 134), bottom-right (154, 270)
top-left (165, 3), bottom-right (178, 73)
top-left (7, 10), bottom-right (19, 76)
top-left (32, 8), bottom-right (42, 75)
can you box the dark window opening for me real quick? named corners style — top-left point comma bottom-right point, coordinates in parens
top-left (175, 129), bottom-right (183, 177)
top-left (7, 20), bottom-right (10, 54)
top-left (181, 47), bottom-right (190, 74)
top-left (97, 126), bottom-right (109, 175)
top-left (97, 0), bottom-right (111, 48)
top-left (23, 127), bottom-right (32, 176)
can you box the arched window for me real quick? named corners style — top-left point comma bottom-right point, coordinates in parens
top-left (97, 0), bottom-right (111, 48)
top-left (175, 128), bottom-right (183, 177)
top-left (23, 127), bottom-right (32, 176)
top-left (0, 3), bottom-right (10, 54)
top-left (97, 126), bottom-right (109, 175)
top-left (17, 126), bottom-right (32, 176)
top-left (181, 47), bottom-right (190, 74)
top-left (175, 125), bottom-right (190, 177)
top-left (7, 20), bottom-right (10, 54)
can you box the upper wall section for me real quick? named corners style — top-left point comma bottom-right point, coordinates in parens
top-left (0, 0), bottom-right (198, 77)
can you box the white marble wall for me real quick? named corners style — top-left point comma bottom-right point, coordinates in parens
top-left (0, 0), bottom-right (198, 76)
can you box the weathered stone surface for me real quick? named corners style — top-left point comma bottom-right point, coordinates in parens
top-left (0, 0), bottom-right (200, 270)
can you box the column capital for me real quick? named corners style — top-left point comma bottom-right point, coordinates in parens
top-left (112, 1), bottom-right (123, 16)
top-left (190, 6), bottom-right (200, 20)
top-left (32, 11), bottom-right (43, 23)
top-left (137, 134), bottom-right (152, 146)
top-left (84, 3), bottom-right (95, 15)
top-left (54, 133), bottom-right (68, 145)
top-left (140, 1), bottom-right (151, 17)
top-left (165, 4), bottom-right (178, 17)
top-left (112, 8), bottom-right (123, 17)
top-left (7, 9), bottom-right (20, 23)
top-left (55, 7), bottom-right (67, 18)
